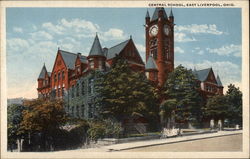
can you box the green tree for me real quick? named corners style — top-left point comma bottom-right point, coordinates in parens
top-left (7, 104), bottom-right (25, 150)
top-left (95, 56), bottom-right (159, 130)
top-left (19, 98), bottom-right (67, 151)
top-left (226, 84), bottom-right (242, 126)
top-left (204, 95), bottom-right (228, 122)
top-left (162, 65), bottom-right (203, 128)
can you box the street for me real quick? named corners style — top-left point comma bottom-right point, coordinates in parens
top-left (122, 134), bottom-right (242, 152)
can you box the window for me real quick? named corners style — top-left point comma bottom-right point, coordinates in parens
top-left (154, 72), bottom-right (158, 80)
top-left (72, 85), bottom-right (75, 98)
top-left (62, 71), bottom-right (65, 80)
top-left (151, 49), bottom-right (157, 60)
top-left (81, 81), bottom-right (85, 95)
top-left (88, 78), bottom-right (94, 94)
top-left (43, 80), bottom-right (46, 86)
top-left (54, 74), bottom-right (57, 82)
top-left (99, 61), bottom-right (103, 70)
top-left (76, 83), bottom-right (79, 97)
top-left (58, 72), bottom-right (61, 81)
top-left (89, 59), bottom-right (94, 69)
top-left (77, 66), bottom-right (80, 73)
top-left (146, 72), bottom-right (149, 78)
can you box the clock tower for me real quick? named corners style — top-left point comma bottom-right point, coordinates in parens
top-left (145, 8), bottom-right (174, 86)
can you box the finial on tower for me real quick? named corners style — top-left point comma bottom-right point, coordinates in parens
top-left (130, 35), bottom-right (132, 39)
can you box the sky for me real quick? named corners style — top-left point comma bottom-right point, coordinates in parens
top-left (6, 8), bottom-right (242, 99)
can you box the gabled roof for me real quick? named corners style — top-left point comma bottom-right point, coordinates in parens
top-left (59, 50), bottom-right (78, 69)
top-left (89, 34), bottom-right (104, 57)
top-left (193, 68), bottom-right (211, 82)
top-left (216, 75), bottom-right (223, 86)
top-left (151, 7), bottom-right (168, 21)
top-left (145, 56), bottom-right (158, 70)
top-left (106, 39), bottom-right (130, 60)
top-left (38, 64), bottom-right (47, 79)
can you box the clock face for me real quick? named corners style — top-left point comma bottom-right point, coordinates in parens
top-left (149, 25), bottom-right (158, 37)
top-left (164, 25), bottom-right (170, 36)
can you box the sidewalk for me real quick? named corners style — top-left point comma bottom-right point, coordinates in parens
top-left (74, 130), bottom-right (242, 152)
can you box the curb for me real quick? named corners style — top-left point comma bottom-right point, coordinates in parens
top-left (108, 131), bottom-right (242, 151)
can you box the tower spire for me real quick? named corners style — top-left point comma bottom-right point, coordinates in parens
top-left (145, 9), bottom-right (150, 18)
top-left (170, 7), bottom-right (174, 17)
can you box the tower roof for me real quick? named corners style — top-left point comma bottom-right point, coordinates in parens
top-left (193, 68), bottom-right (211, 82)
top-left (38, 64), bottom-right (47, 79)
top-left (146, 10), bottom-right (150, 18)
top-left (170, 8), bottom-right (174, 17)
top-left (89, 34), bottom-right (104, 57)
top-left (145, 56), bottom-right (158, 70)
top-left (216, 75), bottom-right (223, 86)
top-left (151, 7), bottom-right (168, 21)
top-left (106, 39), bottom-right (130, 60)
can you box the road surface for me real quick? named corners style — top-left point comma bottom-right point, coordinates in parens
top-left (123, 134), bottom-right (242, 152)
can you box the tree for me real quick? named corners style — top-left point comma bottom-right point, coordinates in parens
top-left (7, 104), bottom-right (25, 150)
top-left (204, 95), bottom-right (228, 122)
top-left (95, 56), bottom-right (159, 130)
top-left (162, 65), bottom-right (203, 128)
top-left (226, 84), bottom-right (242, 126)
top-left (19, 98), bottom-right (67, 151)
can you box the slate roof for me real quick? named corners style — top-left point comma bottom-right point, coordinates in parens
top-left (216, 75), bottom-right (223, 86)
top-left (151, 7), bottom-right (168, 21)
top-left (38, 65), bottom-right (47, 79)
top-left (145, 56), bottom-right (158, 70)
top-left (48, 72), bottom-right (51, 77)
top-left (106, 39), bottom-right (130, 60)
top-left (59, 50), bottom-right (78, 69)
top-left (193, 68), bottom-right (211, 82)
top-left (89, 34), bottom-right (104, 57)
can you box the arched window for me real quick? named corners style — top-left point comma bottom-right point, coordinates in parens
top-left (58, 72), bottom-right (61, 81)
top-left (62, 71), bottom-right (65, 80)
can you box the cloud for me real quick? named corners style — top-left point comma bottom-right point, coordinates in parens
top-left (13, 27), bottom-right (23, 33)
top-left (30, 31), bottom-right (53, 41)
top-left (42, 22), bottom-right (64, 34)
top-left (192, 47), bottom-right (204, 55)
top-left (7, 38), bottom-right (29, 52)
top-left (175, 47), bottom-right (185, 54)
top-left (175, 24), bottom-right (224, 35)
top-left (135, 43), bottom-right (146, 62)
top-left (175, 32), bottom-right (196, 42)
top-left (101, 28), bottom-right (127, 41)
top-left (175, 60), bottom-right (241, 92)
top-left (206, 44), bottom-right (241, 57)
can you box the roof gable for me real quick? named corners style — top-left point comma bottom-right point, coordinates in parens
top-left (216, 75), bottom-right (223, 86)
top-left (38, 65), bottom-right (47, 79)
top-left (60, 50), bottom-right (78, 69)
top-left (106, 39), bottom-right (130, 60)
top-left (193, 68), bottom-right (211, 82)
